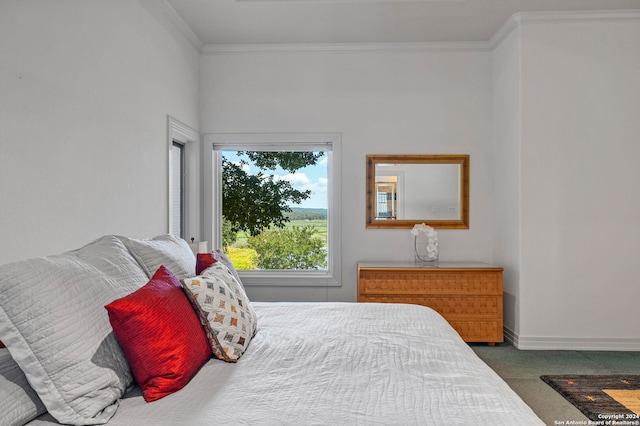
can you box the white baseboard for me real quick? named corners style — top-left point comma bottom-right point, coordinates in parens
top-left (503, 327), bottom-right (640, 351)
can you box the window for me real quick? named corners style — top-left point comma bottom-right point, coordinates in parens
top-left (168, 116), bottom-right (200, 241)
top-left (170, 141), bottom-right (185, 237)
top-left (204, 133), bottom-right (341, 287)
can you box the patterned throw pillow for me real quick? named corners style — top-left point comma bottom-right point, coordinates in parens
top-left (182, 263), bottom-right (257, 362)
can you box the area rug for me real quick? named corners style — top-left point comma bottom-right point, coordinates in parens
top-left (541, 375), bottom-right (640, 422)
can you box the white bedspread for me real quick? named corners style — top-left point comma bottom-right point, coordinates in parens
top-left (28, 302), bottom-right (543, 425)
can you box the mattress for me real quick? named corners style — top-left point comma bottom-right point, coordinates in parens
top-left (27, 302), bottom-right (543, 425)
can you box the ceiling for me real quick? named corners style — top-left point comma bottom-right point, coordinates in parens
top-left (166, 0), bottom-right (640, 45)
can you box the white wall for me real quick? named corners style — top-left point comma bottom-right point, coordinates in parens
top-left (0, 0), bottom-right (200, 263)
top-left (517, 17), bottom-right (640, 349)
top-left (492, 25), bottom-right (522, 341)
top-left (200, 46), bottom-right (495, 302)
top-left (491, 14), bottom-right (640, 350)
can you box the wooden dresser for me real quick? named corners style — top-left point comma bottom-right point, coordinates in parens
top-left (357, 262), bottom-right (504, 345)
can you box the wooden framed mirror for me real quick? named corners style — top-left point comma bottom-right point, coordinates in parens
top-left (366, 154), bottom-right (469, 229)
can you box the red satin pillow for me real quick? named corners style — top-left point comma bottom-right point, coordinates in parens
top-left (195, 252), bottom-right (217, 275)
top-left (105, 266), bottom-right (212, 402)
top-left (0, 340), bottom-right (5, 348)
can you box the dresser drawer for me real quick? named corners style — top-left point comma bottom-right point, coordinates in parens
top-left (448, 320), bottom-right (503, 343)
top-left (360, 295), bottom-right (502, 318)
top-left (358, 269), bottom-right (502, 296)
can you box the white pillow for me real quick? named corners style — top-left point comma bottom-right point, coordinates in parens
top-left (0, 348), bottom-right (46, 426)
top-left (0, 235), bottom-right (149, 425)
top-left (182, 263), bottom-right (257, 362)
top-left (118, 234), bottom-right (195, 280)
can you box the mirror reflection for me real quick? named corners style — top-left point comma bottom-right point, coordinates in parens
top-left (366, 155), bottom-right (469, 229)
top-left (375, 163), bottom-right (460, 220)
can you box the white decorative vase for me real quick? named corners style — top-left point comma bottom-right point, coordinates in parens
top-left (414, 233), bottom-right (438, 263)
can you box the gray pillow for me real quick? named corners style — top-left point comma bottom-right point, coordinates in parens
top-left (0, 235), bottom-right (149, 425)
top-left (0, 348), bottom-right (47, 426)
top-left (117, 234), bottom-right (196, 281)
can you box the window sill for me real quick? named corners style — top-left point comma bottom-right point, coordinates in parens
top-left (238, 270), bottom-right (340, 287)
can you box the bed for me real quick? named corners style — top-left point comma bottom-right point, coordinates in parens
top-left (1, 235), bottom-right (544, 425)
top-left (21, 302), bottom-right (542, 425)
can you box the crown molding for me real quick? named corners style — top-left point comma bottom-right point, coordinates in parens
top-left (515, 8), bottom-right (640, 25)
top-left (167, 116), bottom-right (199, 142)
top-left (140, 0), bottom-right (204, 52)
top-left (203, 9), bottom-right (640, 55)
top-left (143, 4), bottom-right (640, 55)
top-left (489, 9), bottom-right (640, 50)
top-left (202, 41), bottom-right (490, 55)
top-left (488, 14), bottom-right (520, 50)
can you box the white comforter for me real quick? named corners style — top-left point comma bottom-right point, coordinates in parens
top-left (29, 302), bottom-right (543, 425)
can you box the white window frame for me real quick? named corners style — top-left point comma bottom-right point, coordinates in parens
top-left (168, 116), bottom-right (201, 242)
top-left (203, 132), bottom-right (342, 287)
top-left (170, 140), bottom-right (185, 237)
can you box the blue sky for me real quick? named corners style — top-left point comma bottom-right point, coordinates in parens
top-left (223, 151), bottom-right (328, 209)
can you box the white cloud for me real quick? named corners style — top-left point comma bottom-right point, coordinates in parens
top-left (279, 172), bottom-right (311, 185)
top-left (274, 173), bottom-right (327, 196)
top-left (232, 161), bottom-right (251, 173)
